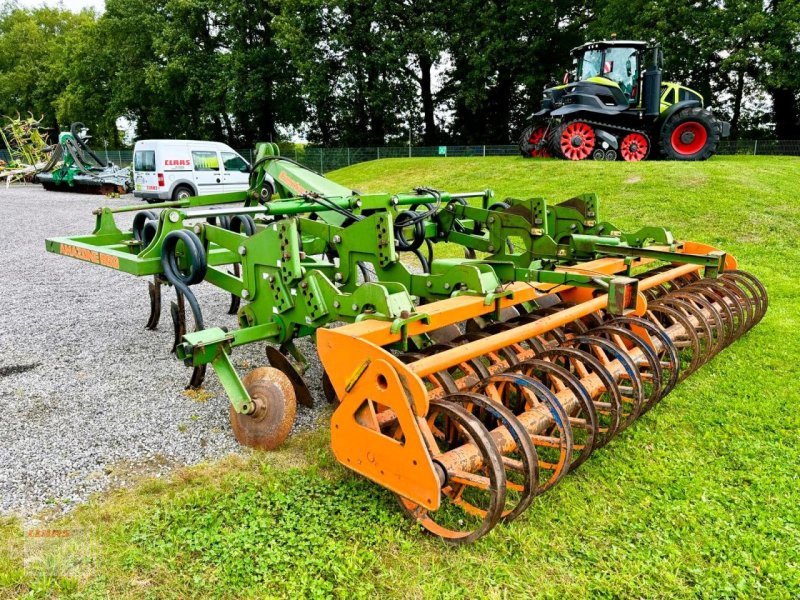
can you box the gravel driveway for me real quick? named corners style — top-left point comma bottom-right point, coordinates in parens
top-left (0, 186), bottom-right (327, 516)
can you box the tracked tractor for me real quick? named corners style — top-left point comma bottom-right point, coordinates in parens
top-left (519, 41), bottom-right (729, 161)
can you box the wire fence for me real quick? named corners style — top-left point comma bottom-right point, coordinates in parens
top-left (2, 139), bottom-right (799, 174)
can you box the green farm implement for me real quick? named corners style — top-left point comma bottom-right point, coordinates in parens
top-left (36, 122), bottom-right (132, 194)
top-left (46, 144), bottom-right (766, 543)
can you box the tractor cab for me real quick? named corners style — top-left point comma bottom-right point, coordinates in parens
top-left (571, 40), bottom-right (649, 105)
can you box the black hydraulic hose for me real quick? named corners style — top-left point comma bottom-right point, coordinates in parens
top-left (394, 210), bottom-right (425, 251)
top-left (161, 230), bottom-right (207, 330)
top-left (70, 122), bottom-right (108, 167)
top-left (304, 192), bottom-right (362, 222)
top-left (425, 239), bottom-right (434, 268)
top-left (230, 214), bottom-right (256, 236)
top-left (133, 210), bottom-right (158, 243)
top-left (393, 188), bottom-right (443, 255)
top-left (142, 219), bottom-right (159, 247)
top-left (206, 215), bottom-right (232, 230)
top-left (411, 248), bottom-right (430, 273)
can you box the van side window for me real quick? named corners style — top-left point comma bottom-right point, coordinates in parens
top-left (134, 150), bottom-right (156, 172)
top-left (222, 152), bottom-right (248, 172)
top-left (192, 151), bottom-right (220, 171)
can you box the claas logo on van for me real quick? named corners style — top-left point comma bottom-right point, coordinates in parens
top-left (164, 159), bottom-right (191, 167)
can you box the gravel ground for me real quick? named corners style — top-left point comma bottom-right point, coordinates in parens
top-left (0, 186), bottom-right (328, 517)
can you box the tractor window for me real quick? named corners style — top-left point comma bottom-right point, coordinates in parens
top-left (678, 88), bottom-right (703, 104)
top-left (603, 47), bottom-right (639, 98)
top-left (134, 150), bottom-right (155, 172)
top-left (578, 49), bottom-right (603, 80)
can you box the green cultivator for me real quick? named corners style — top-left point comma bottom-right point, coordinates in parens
top-left (46, 144), bottom-right (766, 543)
top-left (37, 123), bottom-right (132, 194)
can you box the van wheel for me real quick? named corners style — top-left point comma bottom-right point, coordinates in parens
top-left (172, 185), bottom-right (194, 201)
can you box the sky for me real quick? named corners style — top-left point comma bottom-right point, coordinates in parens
top-left (16, 0), bottom-right (104, 12)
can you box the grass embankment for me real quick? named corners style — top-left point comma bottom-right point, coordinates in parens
top-left (2, 156), bottom-right (799, 598)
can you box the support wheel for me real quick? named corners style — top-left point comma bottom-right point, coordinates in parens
top-left (620, 133), bottom-right (650, 161)
top-left (557, 121), bottom-right (595, 160)
top-left (230, 367), bottom-right (296, 450)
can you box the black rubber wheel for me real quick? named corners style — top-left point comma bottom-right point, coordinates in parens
top-left (659, 107), bottom-right (721, 161)
top-left (172, 185), bottom-right (195, 201)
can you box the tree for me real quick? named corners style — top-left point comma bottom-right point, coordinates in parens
top-left (0, 3), bottom-right (95, 132)
top-left (441, 0), bottom-right (590, 143)
top-left (276, 0), bottom-right (416, 146)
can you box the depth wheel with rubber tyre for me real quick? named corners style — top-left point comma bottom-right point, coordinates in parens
top-left (660, 107), bottom-right (720, 161)
top-left (557, 121), bottom-right (595, 161)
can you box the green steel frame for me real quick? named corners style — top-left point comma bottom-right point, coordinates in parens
top-left (45, 144), bottom-right (727, 415)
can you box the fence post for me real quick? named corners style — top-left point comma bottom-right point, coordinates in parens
top-left (320, 149), bottom-right (324, 174)
top-left (377, 147), bottom-right (380, 160)
top-left (753, 140), bottom-right (758, 156)
top-left (483, 145), bottom-right (486, 157)
top-left (347, 147), bottom-right (351, 166)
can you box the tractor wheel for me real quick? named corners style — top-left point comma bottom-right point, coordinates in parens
top-left (518, 124), bottom-right (552, 158)
top-left (620, 132), bottom-right (650, 162)
top-left (557, 121), bottom-right (596, 160)
top-left (660, 108), bottom-right (720, 161)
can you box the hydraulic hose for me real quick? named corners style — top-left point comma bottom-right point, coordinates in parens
top-left (161, 230), bottom-right (207, 330)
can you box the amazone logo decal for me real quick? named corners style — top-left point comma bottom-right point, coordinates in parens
top-left (59, 243), bottom-right (120, 269)
top-left (277, 171), bottom-right (307, 196)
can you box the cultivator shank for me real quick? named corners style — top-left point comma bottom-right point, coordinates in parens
top-left (46, 144), bottom-right (766, 543)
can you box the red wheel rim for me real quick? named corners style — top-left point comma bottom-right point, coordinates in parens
top-left (527, 127), bottom-right (551, 158)
top-left (560, 122), bottom-right (595, 160)
top-left (670, 122), bottom-right (708, 155)
top-left (620, 133), bottom-right (649, 162)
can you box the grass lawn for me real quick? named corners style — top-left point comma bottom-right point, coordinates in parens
top-left (2, 155), bottom-right (799, 598)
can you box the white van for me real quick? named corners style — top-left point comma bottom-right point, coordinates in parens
top-left (132, 140), bottom-right (251, 202)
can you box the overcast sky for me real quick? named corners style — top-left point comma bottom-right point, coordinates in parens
top-left (16, 0), bottom-right (104, 12)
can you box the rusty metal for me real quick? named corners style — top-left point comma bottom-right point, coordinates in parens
top-left (266, 346), bottom-right (314, 408)
top-left (229, 367), bottom-right (297, 450)
top-left (319, 261), bottom-right (767, 543)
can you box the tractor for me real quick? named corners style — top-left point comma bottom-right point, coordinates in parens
top-left (519, 40), bottom-right (730, 161)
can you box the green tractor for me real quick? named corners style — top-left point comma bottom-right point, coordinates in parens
top-left (519, 40), bottom-right (729, 161)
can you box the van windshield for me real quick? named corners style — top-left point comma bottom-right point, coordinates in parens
top-left (134, 150), bottom-right (156, 172)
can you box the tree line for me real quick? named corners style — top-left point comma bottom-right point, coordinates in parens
top-left (0, 0), bottom-right (798, 148)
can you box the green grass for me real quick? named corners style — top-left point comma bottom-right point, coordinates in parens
top-left (3, 155), bottom-right (799, 598)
